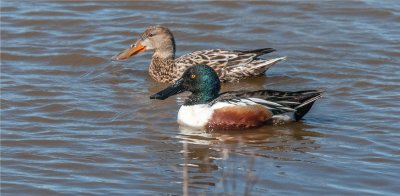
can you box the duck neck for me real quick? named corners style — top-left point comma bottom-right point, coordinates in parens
top-left (184, 90), bottom-right (219, 106)
top-left (152, 37), bottom-right (176, 60)
top-left (149, 37), bottom-right (177, 83)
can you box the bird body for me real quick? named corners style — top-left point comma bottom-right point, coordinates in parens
top-left (112, 25), bottom-right (285, 83)
top-left (150, 65), bottom-right (322, 130)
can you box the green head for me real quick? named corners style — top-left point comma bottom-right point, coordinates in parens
top-left (150, 65), bottom-right (221, 105)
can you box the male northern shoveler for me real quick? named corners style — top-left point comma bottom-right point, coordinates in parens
top-left (112, 25), bottom-right (286, 83)
top-left (150, 65), bottom-right (322, 130)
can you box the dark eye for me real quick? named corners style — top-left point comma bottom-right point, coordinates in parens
top-left (148, 33), bottom-right (155, 37)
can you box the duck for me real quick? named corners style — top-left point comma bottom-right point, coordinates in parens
top-left (112, 25), bottom-right (286, 83)
top-left (150, 65), bottom-right (323, 130)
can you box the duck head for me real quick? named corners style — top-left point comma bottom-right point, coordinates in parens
top-left (112, 25), bottom-right (176, 60)
top-left (150, 65), bottom-right (221, 105)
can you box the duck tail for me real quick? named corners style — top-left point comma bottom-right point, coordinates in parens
top-left (230, 89), bottom-right (323, 120)
top-left (255, 57), bottom-right (287, 74)
top-left (293, 90), bottom-right (323, 121)
top-left (242, 48), bottom-right (276, 56)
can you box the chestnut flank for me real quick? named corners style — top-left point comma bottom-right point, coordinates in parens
top-left (206, 105), bottom-right (272, 130)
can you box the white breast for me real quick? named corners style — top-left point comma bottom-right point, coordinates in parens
top-left (177, 102), bottom-right (235, 128)
top-left (177, 104), bottom-right (213, 128)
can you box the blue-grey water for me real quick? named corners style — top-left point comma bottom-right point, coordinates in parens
top-left (1, 1), bottom-right (400, 195)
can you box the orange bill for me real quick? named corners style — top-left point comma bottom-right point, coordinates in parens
top-left (111, 41), bottom-right (146, 60)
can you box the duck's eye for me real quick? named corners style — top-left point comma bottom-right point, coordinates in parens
top-left (191, 74), bottom-right (196, 79)
top-left (148, 33), bottom-right (155, 37)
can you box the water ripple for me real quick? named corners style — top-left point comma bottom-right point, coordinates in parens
top-left (2, 1), bottom-right (400, 195)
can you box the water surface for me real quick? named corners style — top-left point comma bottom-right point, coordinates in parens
top-left (1, 1), bottom-right (400, 195)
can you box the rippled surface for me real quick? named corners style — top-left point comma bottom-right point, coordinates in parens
top-left (2, 1), bottom-right (400, 195)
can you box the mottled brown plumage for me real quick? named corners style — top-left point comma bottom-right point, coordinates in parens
top-left (112, 25), bottom-right (286, 83)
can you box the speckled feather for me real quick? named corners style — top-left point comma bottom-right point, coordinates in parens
top-left (119, 25), bottom-right (286, 83)
top-left (174, 49), bottom-right (285, 83)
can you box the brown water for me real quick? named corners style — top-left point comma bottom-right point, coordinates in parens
top-left (1, 1), bottom-right (400, 195)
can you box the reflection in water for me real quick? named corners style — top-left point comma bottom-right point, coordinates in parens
top-left (177, 124), bottom-right (322, 194)
top-left (2, 0), bottom-right (399, 195)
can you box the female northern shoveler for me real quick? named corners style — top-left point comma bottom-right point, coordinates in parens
top-left (112, 25), bottom-right (286, 83)
top-left (150, 65), bottom-right (322, 130)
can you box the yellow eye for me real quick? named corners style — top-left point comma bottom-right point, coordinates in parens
top-left (191, 74), bottom-right (196, 79)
